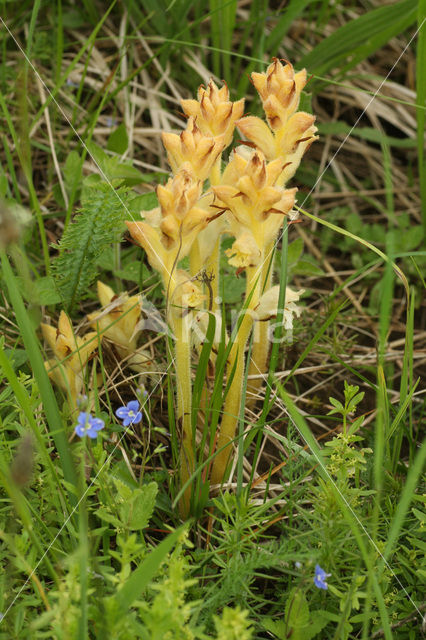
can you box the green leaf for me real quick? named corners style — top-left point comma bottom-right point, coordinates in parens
top-left (107, 123), bottom-right (129, 155)
top-left (292, 259), bottom-right (324, 276)
top-left (63, 150), bottom-right (82, 198)
top-left (114, 261), bottom-right (150, 284)
top-left (96, 507), bottom-right (122, 528)
top-left (52, 184), bottom-right (127, 309)
top-left (287, 237), bottom-right (304, 265)
top-left (32, 276), bottom-right (62, 305)
top-left (112, 525), bottom-right (186, 617)
top-left (262, 618), bottom-right (285, 638)
top-left (126, 482), bottom-right (158, 531)
top-left (301, 0), bottom-right (417, 75)
top-left (223, 273), bottom-right (246, 303)
top-left (285, 588), bottom-right (310, 631)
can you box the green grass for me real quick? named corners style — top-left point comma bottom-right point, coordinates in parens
top-left (0, 1), bottom-right (425, 638)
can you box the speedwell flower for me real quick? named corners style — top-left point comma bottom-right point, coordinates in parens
top-left (314, 564), bottom-right (331, 590)
top-left (115, 400), bottom-right (142, 427)
top-left (74, 412), bottom-right (105, 439)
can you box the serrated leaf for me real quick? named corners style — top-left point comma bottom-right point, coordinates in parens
top-left (127, 482), bottom-right (158, 530)
top-left (113, 476), bottom-right (133, 501)
top-left (52, 184), bottom-right (126, 308)
top-left (285, 588), bottom-right (310, 631)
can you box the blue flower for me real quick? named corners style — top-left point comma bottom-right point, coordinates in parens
top-left (75, 412), bottom-right (105, 439)
top-left (115, 400), bottom-right (142, 427)
top-left (314, 564), bottom-right (331, 590)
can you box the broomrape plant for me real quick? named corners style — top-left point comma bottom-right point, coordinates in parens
top-left (43, 58), bottom-right (317, 518)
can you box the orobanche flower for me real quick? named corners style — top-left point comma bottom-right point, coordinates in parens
top-left (87, 281), bottom-right (154, 374)
top-left (254, 285), bottom-right (304, 328)
top-left (225, 231), bottom-right (261, 268)
top-left (88, 281), bottom-right (142, 353)
top-left (171, 270), bottom-right (207, 312)
top-left (126, 167), bottom-right (210, 281)
top-left (214, 150), bottom-right (296, 265)
top-left (41, 311), bottom-right (97, 405)
top-left (181, 79), bottom-right (245, 148)
top-left (251, 57), bottom-right (308, 130)
top-left (237, 58), bottom-right (318, 187)
top-left (162, 117), bottom-right (225, 183)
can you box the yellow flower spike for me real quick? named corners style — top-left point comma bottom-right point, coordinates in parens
top-left (250, 58), bottom-right (307, 130)
top-left (213, 151), bottom-right (297, 249)
top-left (181, 80), bottom-right (245, 147)
top-left (87, 281), bottom-right (142, 353)
top-left (162, 118), bottom-right (225, 182)
top-left (41, 311), bottom-right (97, 406)
top-left (127, 167), bottom-right (211, 282)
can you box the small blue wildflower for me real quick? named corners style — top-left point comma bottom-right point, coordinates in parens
top-left (115, 400), bottom-right (142, 427)
top-left (314, 564), bottom-right (331, 590)
top-left (75, 412), bottom-right (105, 439)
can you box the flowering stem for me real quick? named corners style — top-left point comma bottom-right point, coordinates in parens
top-left (210, 265), bottom-right (261, 485)
top-left (247, 240), bottom-right (275, 405)
top-left (169, 306), bottom-right (194, 518)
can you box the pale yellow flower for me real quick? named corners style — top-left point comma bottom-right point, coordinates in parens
top-left (250, 58), bottom-right (308, 130)
top-left (87, 281), bottom-right (142, 352)
top-left (181, 80), bottom-right (245, 147)
top-left (236, 58), bottom-right (318, 186)
top-left (213, 150), bottom-right (296, 259)
top-left (162, 117), bottom-right (225, 182)
top-left (41, 311), bottom-right (97, 405)
top-left (171, 270), bottom-right (207, 311)
top-left (254, 285), bottom-right (304, 328)
top-left (225, 232), bottom-right (261, 268)
top-left (126, 167), bottom-right (211, 280)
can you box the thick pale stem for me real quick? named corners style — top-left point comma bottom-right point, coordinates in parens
top-left (170, 310), bottom-right (194, 518)
top-left (166, 274), bottom-right (194, 518)
top-left (210, 266), bottom-right (261, 485)
top-left (247, 240), bottom-right (275, 405)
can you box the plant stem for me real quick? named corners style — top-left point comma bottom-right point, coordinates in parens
top-left (210, 265), bottom-right (260, 485)
top-left (169, 307), bottom-right (194, 518)
top-left (247, 240), bottom-right (274, 405)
